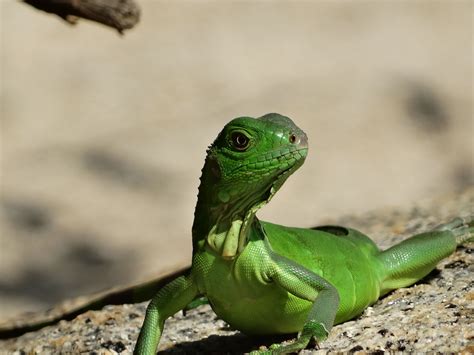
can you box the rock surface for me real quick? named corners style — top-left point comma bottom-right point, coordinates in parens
top-left (1, 188), bottom-right (472, 354)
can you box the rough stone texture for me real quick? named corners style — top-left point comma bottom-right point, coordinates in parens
top-left (1, 188), bottom-right (472, 354)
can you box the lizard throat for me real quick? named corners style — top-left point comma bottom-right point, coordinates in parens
top-left (205, 163), bottom-right (300, 260)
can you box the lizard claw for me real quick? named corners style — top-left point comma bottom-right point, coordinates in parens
top-left (250, 321), bottom-right (327, 354)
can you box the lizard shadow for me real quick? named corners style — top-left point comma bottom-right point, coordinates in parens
top-left (158, 333), bottom-right (293, 354)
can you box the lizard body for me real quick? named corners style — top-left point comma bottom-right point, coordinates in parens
top-left (134, 113), bottom-right (473, 354)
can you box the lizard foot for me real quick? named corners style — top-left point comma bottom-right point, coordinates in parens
top-left (434, 216), bottom-right (474, 245)
top-left (435, 216), bottom-right (473, 231)
top-left (250, 321), bottom-right (327, 354)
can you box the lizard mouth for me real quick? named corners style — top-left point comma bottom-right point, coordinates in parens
top-left (263, 147), bottom-right (308, 204)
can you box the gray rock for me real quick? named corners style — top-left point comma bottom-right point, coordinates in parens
top-left (1, 188), bottom-right (473, 354)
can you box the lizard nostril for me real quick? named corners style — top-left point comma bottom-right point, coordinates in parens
top-left (289, 133), bottom-right (297, 144)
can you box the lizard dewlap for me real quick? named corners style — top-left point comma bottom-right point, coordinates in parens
top-left (134, 113), bottom-right (473, 354)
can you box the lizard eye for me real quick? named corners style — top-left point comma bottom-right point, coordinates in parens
top-left (231, 132), bottom-right (250, 151)
top-left (289, 133), bottom-right (297, 144)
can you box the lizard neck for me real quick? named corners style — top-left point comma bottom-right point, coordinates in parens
top-left (191, 156), bottom-right (269, 260)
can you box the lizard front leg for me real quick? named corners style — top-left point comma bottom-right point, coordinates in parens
top-left (134, 274), bottom-right (198, 355)
top-left (256, 254), bottom-right (340, 354)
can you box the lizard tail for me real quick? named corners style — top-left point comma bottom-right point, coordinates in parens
top-left (0, 265), bottom-right (190, 339)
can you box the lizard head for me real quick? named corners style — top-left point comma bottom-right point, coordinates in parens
top-left (207, 113), bottom-right (308, 204)
top-left (194, 113), bottom-right (308, 258)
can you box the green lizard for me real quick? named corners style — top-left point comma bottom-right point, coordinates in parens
top-left (134, 113), bottom-right (473, 354)
top-left (0, 113), bottom-right (471, 352)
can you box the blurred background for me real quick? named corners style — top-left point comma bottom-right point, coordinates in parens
top-left (0, 1), bottom-right (472, 320)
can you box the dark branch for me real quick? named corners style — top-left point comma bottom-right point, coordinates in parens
top-left (22, 0), bottom-right (140, 34)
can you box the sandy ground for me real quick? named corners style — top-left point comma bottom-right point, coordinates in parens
top-left (0, 1), bottom-right (473, 320)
